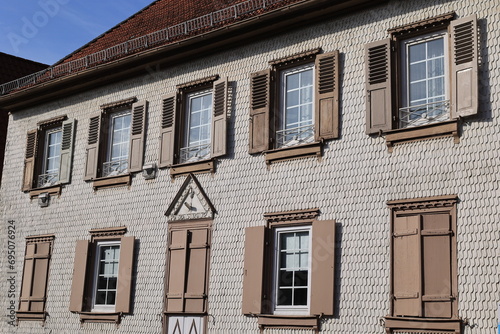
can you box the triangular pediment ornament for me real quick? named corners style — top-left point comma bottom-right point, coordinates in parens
top-left (172, 319), bottom-right (182, 334)
top-left (188, 319), bottom-right (199, 334)
top-left (165, 173), bottom-right (216, 221)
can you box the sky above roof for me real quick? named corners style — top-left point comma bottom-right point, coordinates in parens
top-left (0, 0), bottom-right (154, 66)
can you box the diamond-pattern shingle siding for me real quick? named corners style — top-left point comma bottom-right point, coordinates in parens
top-left (0, 0), bottom-right (499, 333)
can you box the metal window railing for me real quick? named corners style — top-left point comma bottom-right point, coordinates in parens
top-left (179, 143), bottom-right (211, 163)
top-left (399, 100), bottom-right (450, 128)
top-left (102, 159), bottom-right (128, 177)
top-left (276, 124), bottom-right (314, 148)
top-left (37, 172), bottom-right (59, 188)
top-left (0, 0), bottom-right (289, 96)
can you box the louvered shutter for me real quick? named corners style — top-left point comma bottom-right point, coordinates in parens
top-left (242, 226), bottom-right (266, 315)
top-left (22, 130), bottom-right (38, 191)
top-left (211, 78), bottom-right (228, 158)
top-left (184, 228), bottom-right (210, 313)
top-left (159, 94), bottom-right (177, 167)
top-left (421, 213), bottom-right (453, 318)
top-left (249, 70), bottom-right (271, 154)
top-left (450, 15), bottom-right (478, 118)
top-left (58, 118), bottom-right (76, 184)
top-left (315, 51), bottom-right (340, 141)
top-left (115, 236), bottom-right (135, 313)
top-left (166, 229), bottom-right (188, 313)
top-left (365, 39), bottom-right (393, 134)
top-left (84, 113), bottom-right (101, 180)
top-left (310, 220), bottom-right (336, 316)
top-left (393, 215), bottom-right (421, 317)
top-left (128, 100), bottom-right (147, 173)
top-left (69, 240), bottom-right (89, 312)
top-left (19, 242), bottom-right (51, 312)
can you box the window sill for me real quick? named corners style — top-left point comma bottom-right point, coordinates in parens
top-left (92, 174), bottom-right (131, 190)
top-left (29, 185), bottom-right (62, 199)
top-left (78, 312), bottom-right (121, 324)
top-left (170, 159), bottom-right (215, 177)
top-left (264, 142), bottom-right (322, 165)
top-left (257, 314), bottom-right (318, 330)
top-left (384, 120), bottom-right (459, 152)
top-left (16, 311), bottom-right (46, 322)
top-left (384, 316), bottom-right (462, 333)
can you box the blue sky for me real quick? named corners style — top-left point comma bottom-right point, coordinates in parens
top-left (0, 0), bottom-right (154, 65)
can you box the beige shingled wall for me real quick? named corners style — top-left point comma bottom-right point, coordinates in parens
top-left (1, 0), bottom-right (499, 333)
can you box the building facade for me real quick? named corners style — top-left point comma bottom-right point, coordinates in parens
top-left (0, 0), bottom-right (498, 333)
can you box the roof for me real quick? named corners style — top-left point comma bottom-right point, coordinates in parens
top-left (0, 52), bottom-right (48, 84)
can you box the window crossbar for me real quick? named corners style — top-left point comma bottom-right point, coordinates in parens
top-left (276, 124), bottom-right (314, 148)
top-left (102, 159), bottom-right (128, 177)
top-left (399, 100), bottom-right (450, 128)
top-left (37, 171), bottom-right (59, 188)
top-left (179, 143), bottom-right (211, 163)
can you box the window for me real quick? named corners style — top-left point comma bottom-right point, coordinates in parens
top-left (249, 49), bottom-right (339, 162)
top-left (385, 196), bottom-right (461, 333)
top-left (365, 14), bottom-right (478, 143)
top-left (22, 116), bottom-right (75, 192)
top-left (69, 228), bottom-right (135, 324)
top-left (84, 98), bottom-right (146, 186)
top-left (159, 76), bottom-right (228, 175)
top-left (17, 235), bottom-right (54, 322)
top-left (242, 209), bottom-right (335, 331)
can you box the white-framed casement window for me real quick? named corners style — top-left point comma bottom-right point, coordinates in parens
top-left (273, 225), bottom-right (312, 315)
top-left (38, 127), bottom-right (62, 187)
top-left (180, 89), bottom-right (213, 163)
top-left (277, 64), bottom-right (315, 148)
top-left (92, 241), bottom-right (121, 312)
top-left (103, 110), bottom-right (131, 177)
top-left (399, 31), bottom-right (449, 128)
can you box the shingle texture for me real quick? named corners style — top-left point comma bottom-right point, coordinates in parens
top-left (0, 0), bottom-right (499, 333)
top-left (0, 53), bottom-right (48, 84)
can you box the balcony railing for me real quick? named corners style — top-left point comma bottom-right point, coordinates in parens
top-left (276, 124), bottom-right (314, 148)
top-left (179, 143), bottom-right (211, 163)
top-left (102, 159), bottom-right (128, 177)
top-left (399, 100), bottom-right (450, 128)
top-left (37, 172), bottom-right (59, 188)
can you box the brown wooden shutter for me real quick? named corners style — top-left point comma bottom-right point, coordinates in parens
top-left (211, 77), bottom-right (228, 158)
top-left (393, 215), bottom-right (421, 317)
top-left (315, 51), bottom-right (340, 141)
top-left (84, 113), bottom-right (101, 180)
top-left (58, 118), bottom-right (76, 184)
top-left (421, 213), bottom-right (453, 318)
top-left (249, 70), bottom-right (271, 154)
top-left (365, 39), bottom-right (393, 134)
top-left (69, 240), bottom-right (89, 312)
top-left (166, 229), bottom-right (188, 313)
top-left (310, 220), bottom-right (336, 316)
top-left (128, 100), bottom-right (147, 173)
top-left (116, 236), bottom-right (135, 313)
top-left (184, 228), bottom-right (210, 313)
top-left (242, 226), bottom-right (266, 315)
top-left (18, 242), bottom-right (51, 312)
top-left (22, 129), bottom-right (38, 191)
top-left (450, 14), bottom-right (478, 118)
top-left (159, 93), bottom-right (177, 167)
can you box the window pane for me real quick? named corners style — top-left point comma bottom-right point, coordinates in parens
top-left (409, 43), bottom-right (426, 62)
top-left (301, 69), bottom-right (313, 87)
top-left (277, 289), bottom-right (293, 306)
top-left (108, 277), bottom-right (117, 289)
top-left (106, 291), bottom-right (116, 305)
top-left (286, 73), bottom-right (300, 90)
top-left (428, 77), bottom-right (445, 99)
top-left (428, 58), bottom-right (444, 78)
top-left (294, 270), bottom-right (308, 287)
top-left (410, 62), bottom-right (426, 82)
top-left (294, 288), bottom-right (308, 306)
top-left (281, 233), bottom-right (296, 250)
top-left (286, 90), bottom-right (300, 108)
top-left (285, 107), bottom-right (299, 128)
top-left (410, 81), bottom-right (426, 102)
top-left (95, 291), bottom-right (106, 304)
top-left (427, 38), bottom-right (444, 58)
top-left (279, 270), bottom-right (293, 287)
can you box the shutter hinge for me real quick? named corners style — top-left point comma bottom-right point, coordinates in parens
top-left (391, 45), bottom-right (396, 52)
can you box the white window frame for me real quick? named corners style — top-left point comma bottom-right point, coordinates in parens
top-left (103, 109), bottom-right (131, 176)
top-left (39, 126), bottom-right (62, 187)
top-left (272, 225), bottom-right (312, 315)
top-left (400, 30), bottom-right (450, 127)
top-left (91, 240), bottom-right (121, 312)
top-left (278, 64), bottom-right (315, 148)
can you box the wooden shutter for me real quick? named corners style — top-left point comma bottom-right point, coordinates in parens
top-left (249, 70), bottom-right (271, 154)
top-left (58, 118), bottom-right (76, 184)
top-left (211, 77), bottom-right (228, 158)
top-left (310, 220), bottom-right (336, 316)
top-left (166, 229), bottom-right (188, 313)
top-left (393, 215), bottom-right (421, 317)
top-left (242, 226), bottom-right (266, 315)
top-left (315, 51), bottom-right (340, 141)
top-left (421, 213), bottom-right (453, 318)
top-left (83, 113), bottom-right (101, 180)
top-left (450, 14), bottom-right (478, 118)
top-left (116, 236), bottom-right (135, 313)
top-left (69, 240), bottom-right (89, 312)
top-left (22, 129), bottom-right (38, 191)
top-left (365, 39), bottom-right (393, 134)
top-left (159, 93), bottom-right (177, 167)
top-left (18, 242), bottom-right (51, 312)
top-left (128, 100), bottom-right (147, 173)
